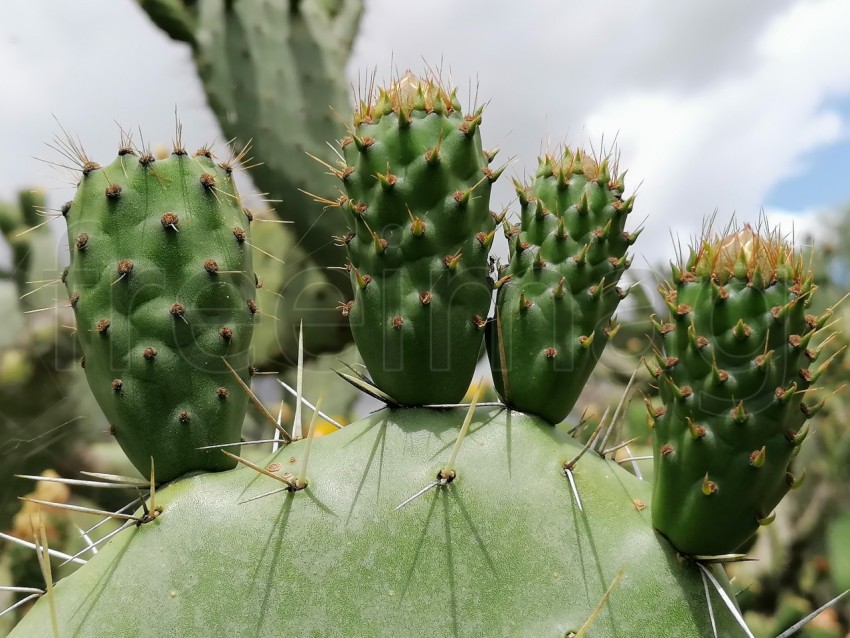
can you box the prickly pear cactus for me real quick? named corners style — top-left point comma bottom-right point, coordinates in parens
top-left (488, 149), bottom-right (635, 424)
top-left (332, 73), bottom-right (501, 405)
top-left (9, 407), bottom-right (744, 637)
top-left (61, 139), bottom-right (257, 482)
top-left (648, 225), bottom-right (831, 556)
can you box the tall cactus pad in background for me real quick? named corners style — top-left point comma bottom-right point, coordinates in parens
top-left (649, 225), bottom-right (831, 556)
top-left (488, 149), bottom-right (635, 424)
top-left (141, 0), bottom-right (363, 282)
top-left (62, 140), bottom-right (256, 482)
top-left (334, 73), bottom-right (500, 404)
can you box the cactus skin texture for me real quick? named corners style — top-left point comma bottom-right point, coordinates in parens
top-left (487, 149), bottom-right (635, 424)
top-left (62, 144), bottom-right (256, 482)
top-left (335, 73), bottom-right (500, 405)
top-left (650, 225), bottom-right (830, 557)
top-left (10, 408), bottom-right (744, 637)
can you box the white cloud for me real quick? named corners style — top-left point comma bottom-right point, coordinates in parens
top-left (582, 0), bottom-right (850, 260)
top-left (352, 0), bottom-right (850, 262)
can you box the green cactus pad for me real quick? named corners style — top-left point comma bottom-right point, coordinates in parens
top-left (488, 149), bottom-right (635, 424)
top-left (62, 143), bottom-right (257, 482)
top-left (333, 73), bottom-right (499, 405)
top-left (12, 407), bottom-right (744, 637)
top-left (650, 225), bottom-right (829, 556)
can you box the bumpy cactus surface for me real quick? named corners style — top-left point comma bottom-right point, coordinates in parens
top-left (488, 150), bottom-right (635, 424)
top-left (62, 141), bottom-right (257, 482)
top-left (649, 225), bottom-right (830, 556)
top-left (333, 73), bottom-right (501, 405)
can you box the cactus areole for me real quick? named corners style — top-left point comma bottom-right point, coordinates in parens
top-left (650, 225), bottom-right (829, 556)
top-left (334, 73), bottom-right (500, 405)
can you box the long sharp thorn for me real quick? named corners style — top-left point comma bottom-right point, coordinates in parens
top-left (18, 498), bottom-right (143, 523)
top-left (697, 563), bottom-right (755, 638)
top-left (296, 392), bottom-right (324, 489)
top-left (602, 437), bottom-right (640, 457)
top-left (198, 439), bottom-right (281, 450)
top-left (75, 525), bottom-right (98, 555)
top-left (79, 472), bottom-right (150, 486)
top-left (700, 567), bottom-right (718, 638)
top-left (239, 486), bottom-right (292, 505)
top-left (60, 522), bottom-right (133, 567)
top-left (333, 369), bottom-right (399, 405)
top-left (277, 380), bottom-right (344, 429)
top-left (149, 458), bottom-right (156, 516)
top-left (599, 365), bottom-right (640, 453)
top-left (394, 481), bottom-right (440, 512)
top-left (273, 402), bottom-right (284, 454)
top-left (20, 279), bottom-right (60, 300)
top-left (81, 498), bottom-right (141, 537)
top-left (565, 468), bottom-right (583, 512)
top-left (441, 383), bottom-right (483, 479)
top-left (15, 474), bottom-right (142, 490)
top-left (222, 357), bottom-right (291, 443)
top-left (221, 449), bottom-right (296, 488)
top-left (0, 593), bottom-right (43, 620)
top-left (775, 588), bottom-right (850, 638)
top-left (293, 321), bottom-right (304, 439)
top-left (573, 569), bottom-right (625, 638)
top-left (0, 586), bottom-right (44, 594)
top-left (35, 517), bottom-right (59, 638)
top-left (621, 446), bottom-right (644, 479)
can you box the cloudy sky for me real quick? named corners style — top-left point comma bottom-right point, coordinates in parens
top-left (1, 0), bottom-right (848, 266)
